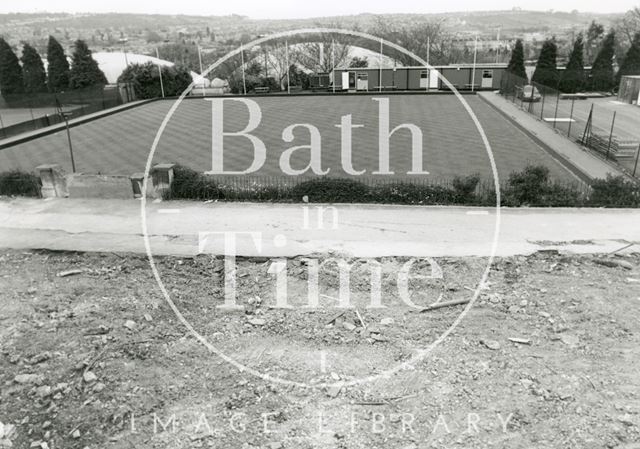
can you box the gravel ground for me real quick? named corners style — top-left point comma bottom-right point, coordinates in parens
top-left (1, 249), bottom-right (639, 449)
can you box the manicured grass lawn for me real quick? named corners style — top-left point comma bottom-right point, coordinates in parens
top-left (0, 94), bottom-right (575, 181)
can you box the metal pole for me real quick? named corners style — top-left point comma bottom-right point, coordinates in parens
top-left (57, 98), bottom-right (75, 173)
top-left (197, 45), bottom-right (205, 97)
top-left (264, 49), bottom-right (268, 78)
top-left (606, 111), bottom-right (616, 159)
top-left (332, 39), bottom-right (335, 94)
top-left (633, 143), bottom-right (640, 177)
top-left (155, 48), bottom-right (165, 98)
top-left (581, 103), bottom-right (594, 145)
top-left (553, 90), bottom-right (560, 128)
top-left (286, 39), bottom-right (291, 94)
top-left (471, 35), bottom-right (478, 92)
top-left (427, 36), bottom-right (430, 66)
top-left (240, 42), bottom-right (246, 95)
top-left (540, 86), bottom-right (546, 120)
top-left (379, 38), bottom-right (383, 92)
top-left (567, 98), bottom-right (575, 138)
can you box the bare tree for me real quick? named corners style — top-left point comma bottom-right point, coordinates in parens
top-left (371, 17), bottom-right (458, 66)
top-left (297, 40), bottom-right (351, 73)
top-left (264, 40), bottom-right (300, 89)
top-left (615, 7), bottom-right (640, 61)
top-left (617, 7), bottom-right (640, 45)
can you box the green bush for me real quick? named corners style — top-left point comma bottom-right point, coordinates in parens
top-left (539, 183), bottom-right (585, 207)
top-left (588, 175), bottom-right (640, 207)
top-left (0, 171), bottom-right (41, 197)
top-left (452, 174), bottom-right (481, 204)
top-left (118, 62), bottom-right (192, 99)
top-left (290, 178), bottom-right (369, 203)
top-left (369, 183), bottom-right (454, 205)
top-left (165, 165), bottom-right (222, 200)
top-left (502, 165), bottom-right (551, 206)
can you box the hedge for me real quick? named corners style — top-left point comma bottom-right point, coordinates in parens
top-left (4, 165), bottom-right (638, 208)
top-left (164, 164), bottom-right (639, 208)
top-left (0, 171), bottom-right (41, 197)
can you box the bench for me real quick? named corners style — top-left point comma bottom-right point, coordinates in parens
top-left (254, 86), bottom-right (270, 94)
top-left (374, 85), bottom-right (398, 91)
top-left (289, 85), bottom-right (303, 92)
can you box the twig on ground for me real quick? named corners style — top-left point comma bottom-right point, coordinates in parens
top-left (418, 298), bottom-right (470, 313)
top-left (326, 311), bottom-right (345, 325)
top-left (607, 243), bottom-right (634, 255)
top-left (83, 346), bottom-right (109, 375)
top-left (355, 308), bottom-right (367, 329)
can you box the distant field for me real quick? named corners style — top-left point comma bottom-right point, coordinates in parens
top-left (0, 94), bottom-right (576, 181)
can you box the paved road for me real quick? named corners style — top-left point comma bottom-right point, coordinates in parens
top-left (1, 198), bottom-right (639, 257)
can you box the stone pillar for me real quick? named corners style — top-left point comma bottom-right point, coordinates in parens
top-left (130, 172), bottom-right (145, 198)
top-left (151, 164), bottom-right (175, 198)
top-left (36, 164), bottom-right (68, 198)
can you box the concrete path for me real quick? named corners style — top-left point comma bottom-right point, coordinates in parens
top-left (478, 92), bottom-right (628, 181)
top-left (1, 198), bottom-right (639, 258)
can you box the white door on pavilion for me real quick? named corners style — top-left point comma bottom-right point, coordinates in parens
top-left (419, 70), bottom-right (429, 89)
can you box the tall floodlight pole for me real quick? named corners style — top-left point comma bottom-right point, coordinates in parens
top-left (286, 39), bottom-right (291, 94)
top-left (379, 38), bottom-right (383, 92)
top-left (332, 39), bottom-right (336, 94)
top-left (240, 42), bottom-right (247, 95)
top-left (197, 45), bottom-right (205, 96)
top-left (155, 48), bottom-right (165, 98)
top-left (123, 40), bottom-right (129, 67)
top-left (471, 34), bottom-right (478, 92)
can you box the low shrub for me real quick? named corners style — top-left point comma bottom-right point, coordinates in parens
top-left (452, 174), bottom-right (481, 204)
top-left (502, 165), bottom-right (550, 206)
top-left (290, 178), bottom-right (369, 203)
top-left (539, 183), bottom-right (585, 207)
top-left (160, 163), bottom-right (640, 208)
top-left (0, 171), bottom-right (41, 197)
top-left (165, 165), bottom-right (222, 200)
top-left (588, 175), bottom-right (640, 207)
top-left (369, 183), bottom-right (454, 205)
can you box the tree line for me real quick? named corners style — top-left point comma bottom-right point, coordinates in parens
top-left (0, 35), bottom-right (107, 98)
top-left (506, 26), bottom-right (640, 93)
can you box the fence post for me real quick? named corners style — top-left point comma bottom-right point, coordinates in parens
top-left (581, 103), bottom-right (594, 146)
top-left (528, 84), bottom-right (535, 113)
top-left (606, 111), bottom-right (616, 159)
top-left (56, 97), bottom-right (76, 173)
top-left (0, 110), bottom-right (6, 138)
top-left (29, 97), bottom-right (37, 130)
top-left (633, 143), bottom-right (640, 177)
top-left (553, 90), bottom-right (560, 128)
top-left (567, 98), bottom-right (575, 138)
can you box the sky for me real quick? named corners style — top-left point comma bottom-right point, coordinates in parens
top-left (0, 0), bottom-right (636, 18)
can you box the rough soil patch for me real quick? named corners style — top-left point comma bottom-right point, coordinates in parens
top-left (1, 249), bottom-right (639, 448)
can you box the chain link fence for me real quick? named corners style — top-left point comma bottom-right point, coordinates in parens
top-left (0, 85), bottom-right (125, 140)
top-left (500, 72), bottom-right (640, 179)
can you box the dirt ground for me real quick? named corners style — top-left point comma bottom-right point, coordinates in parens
top-left (1, 249), bottom-right (639, 449)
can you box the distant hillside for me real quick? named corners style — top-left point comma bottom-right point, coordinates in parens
top-left (0, 10), bottom-right (623, 35)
